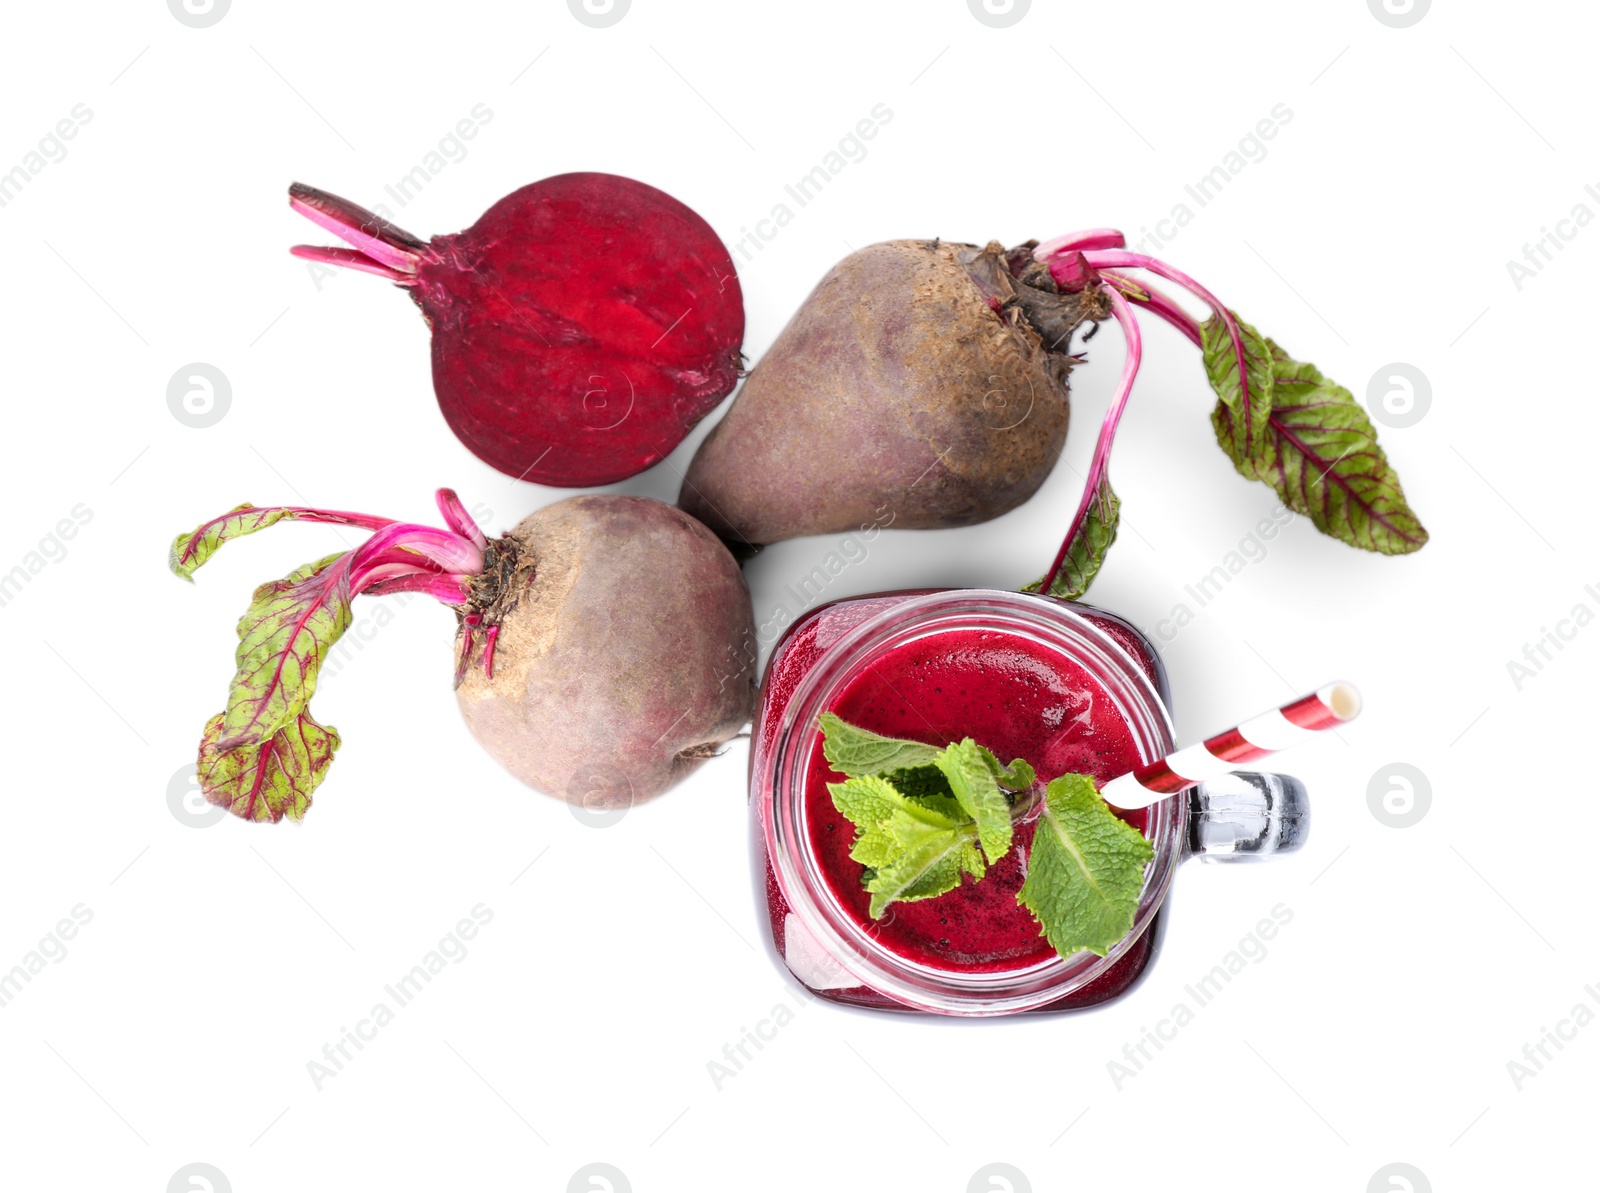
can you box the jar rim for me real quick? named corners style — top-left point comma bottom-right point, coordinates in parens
top-left (760, 589), bottom-right (1181, 1016)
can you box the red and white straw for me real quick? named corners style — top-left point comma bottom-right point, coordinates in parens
top-left (1100, 682), bottom-right (1361, 810)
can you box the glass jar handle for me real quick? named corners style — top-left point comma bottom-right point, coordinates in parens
top-left (1186, 771), bottom-right (1309, 862)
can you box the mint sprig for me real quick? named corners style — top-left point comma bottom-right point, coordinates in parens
top-left (820, 714), bottom-right (1149, 959)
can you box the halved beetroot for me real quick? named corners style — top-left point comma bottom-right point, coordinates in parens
top-left (291, 173), bottom-right (745, 486)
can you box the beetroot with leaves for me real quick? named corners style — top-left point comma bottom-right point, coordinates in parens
top-left (169, 491), bottom-right (754, 821)
top-left (291, 174), bottom-right (744, 487)
top-left (681, 230), bottom-right (1426, 594)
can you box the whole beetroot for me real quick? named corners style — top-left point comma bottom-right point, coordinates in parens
top-left (168, 490), bottom-right (754, 822)
top-left (680, 239), bottom-right (1101, 545)
top-left (682, 228), bottom-right (1427, 605)
top-left (290, 174), bottom-right (745, 487)
top-left (456, 495), bottom-right (755, 807)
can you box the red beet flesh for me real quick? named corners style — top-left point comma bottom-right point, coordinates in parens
top-left (290, 174), bottom-right (745, 487)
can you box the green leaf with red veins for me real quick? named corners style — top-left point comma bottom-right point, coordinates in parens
top-left (1021, 476), bottom-right (1120, 600)
top-left (168, 504), bottom-right (385, 580)
top-left (1214, 336), bottom-right (1429, 555)
top-left (198, 708), bottom-right (340, 823)
top-left (1202, 311), bottom-right (1275, 462)
top-left (214, 554), bottom-right (354, 752)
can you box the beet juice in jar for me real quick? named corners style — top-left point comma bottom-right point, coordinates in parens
top-left (750, 589), bottom-right (1194, 1016)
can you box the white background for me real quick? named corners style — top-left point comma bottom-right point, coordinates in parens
top-left (0, 1), bottom-right (1592, 1190)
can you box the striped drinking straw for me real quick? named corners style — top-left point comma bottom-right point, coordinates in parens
top-left (1099, 682), bottom-right (1361, 810)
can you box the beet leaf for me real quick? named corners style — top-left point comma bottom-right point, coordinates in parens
top-left (171, 492), bottom-right (486, 822)
top-left (1221, 337), bottom-right (1429, 555)
top-left (1202, 311), bottom-right (1275, 461)
top-left (1024, 476), bottom-right (1120, 600)
top-left (199, 708), bottom-right (340, 824)
top-left (169, 504), bottom-right (393, 579)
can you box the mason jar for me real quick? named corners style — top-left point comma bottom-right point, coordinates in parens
top-left (750, 588), bottom-right (1307, 1016)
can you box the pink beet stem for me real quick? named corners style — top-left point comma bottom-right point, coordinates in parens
top-left (288, 182), bottom-right (426, 276)
top-left (1046, 250), bottom-right (1101, 293)
top-left (1033, 228), bottom-right (1127, 257)
top-left (482, 624), bottom-right (499, 679)
top-left (1038, 282), bottom-right (1143, 597)
top-left (350, 523), bottom-right (484, 585)
top-left (363, 572), bottom-right (474, 603)
top-left (435, 488), bottom-right (488, 551)
top-left (289, 244), bottom-right (410, 283)
top-left (1075, 249), bottom-right (1257, 432)
top-left (1098, 269), bottom-right (1203, 346)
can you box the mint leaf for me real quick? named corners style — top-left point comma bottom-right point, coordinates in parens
top-left (198, 708), bottom-right (340, 823)
top-left (933, 739), bottom-right (1013, 865)
top-left (1018, 774), bottom-right (1154, 958)
top-left (828, 772), bottom-right (987, 918)
top-left (1021, 476), bottom-right (1120, 600)
top-left (866, 816), bottom-right (986, 918)
top-left (1214, 333), bottom-right (1428, 555)
top-left (169, 503), bottom-right (390, 580)
top-left (902, 789), bottom-right (967, 824)
top-left (818, 712), bottom-right (941, 776)
top-left (1202, 311), bottom-right (1274, 461)
top-left (882, 760), bottom-right (999, 822)
top-left (829, 774), bottom-right (973, 867)
top-left (882, 763), bottom-right (956, 802)
top-left (979, 749), bottom-right (1036, 792)
top-left (829, 774), bottom-right (913, 867)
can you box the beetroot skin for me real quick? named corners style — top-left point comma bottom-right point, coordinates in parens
top-left (680, 240), bottom-right (1100, 545)
top-left (456, 495), bottom-right (755, 806)
top-left (291, 174), bottom-right (745, 487)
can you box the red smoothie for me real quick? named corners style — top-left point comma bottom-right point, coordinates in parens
top-left (803, 624), bottom-right (1149, 972)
